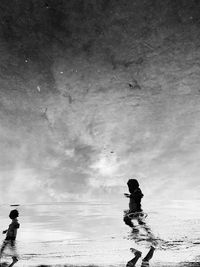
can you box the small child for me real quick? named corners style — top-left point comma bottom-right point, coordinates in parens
top-left (0, 209), bottom-right (20, 267)
top-left (123, 179), bottom-right (144, 227)
top-left (124, 179), bottom-right (155, 267)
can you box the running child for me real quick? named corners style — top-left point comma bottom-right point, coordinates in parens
top-left (124, 178), bottom-right (144, 228)
top-left (124, 179), bottom-right (155, 267)
top-left (0, 209), bottom-right (20, 267)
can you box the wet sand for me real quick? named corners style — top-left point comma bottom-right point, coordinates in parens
top-left (0, 202), bottom-right (200, 267)
top-left (1, 259), bottom-right (200, 267)
top-left (146, 264), bottom-right (199, 267)
top-left (1, 263), bottom-right (199, 267)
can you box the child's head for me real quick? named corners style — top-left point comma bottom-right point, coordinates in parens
top-left (127, 179), bottom-right (139, 193)
top-left (9, 209), bottom-right (19, 219)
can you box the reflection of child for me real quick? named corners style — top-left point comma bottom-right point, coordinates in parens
top-left (0, 210), bottom-right (20, 267)
top-left (124, 179), bottom-right (144, 227)
top-left (124, 179), bottom-right (155, 267)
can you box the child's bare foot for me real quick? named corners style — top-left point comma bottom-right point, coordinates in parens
top-left (130, 248), bottom-right (142, 257)
top-left (141, 261), bottom-right (149, 267)
top-left (126, 260), bottom-right (136, 267)
top-left (12, 257), bottom-right (18, 263)
top-left (126, 248), bottom-right (142, 267)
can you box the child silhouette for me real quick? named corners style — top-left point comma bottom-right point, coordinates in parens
top-left (0, 209), bottom-right (20, 267)
top-left (124, 179), bottom-right (156, 267)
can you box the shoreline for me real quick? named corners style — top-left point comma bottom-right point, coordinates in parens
top-left (1, 261), bottom-right (200, 267)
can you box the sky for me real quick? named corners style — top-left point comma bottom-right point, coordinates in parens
top-left (0, 0), bottom-right (200, 205)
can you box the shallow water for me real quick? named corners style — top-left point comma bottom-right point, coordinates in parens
top-left (0, 200), bottom-right (199, 267)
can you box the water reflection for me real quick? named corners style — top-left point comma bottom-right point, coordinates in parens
top-left (0, 200), bottom-right (199, 267)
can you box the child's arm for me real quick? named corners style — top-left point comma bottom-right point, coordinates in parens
top-left (124, 193), bottom-right (131, 198)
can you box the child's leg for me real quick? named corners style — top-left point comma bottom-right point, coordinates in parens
top-left (138, 219), bottom-right (157, 246)
top-left (10, 241), bottom-right (19, 262)
top-left (8, 257), bottom-right (18, 267)
top-left (141, 246), bottom-right (155, 266)
top-left (126, 248), bottom-right (142, 267)
top-left (124, 215), bottom-right (134, 228)
top-left (0, 240), bottom-right (8, 257)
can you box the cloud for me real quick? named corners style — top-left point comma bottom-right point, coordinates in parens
top-left (1, 80), bottom-right (200, 204)
top-left (0, 30), bottom-right (200, 206)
